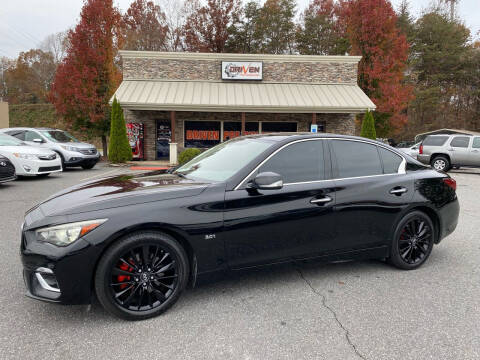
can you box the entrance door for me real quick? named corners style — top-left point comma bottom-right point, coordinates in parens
top-left (156, 121), bottom-right (171, 159)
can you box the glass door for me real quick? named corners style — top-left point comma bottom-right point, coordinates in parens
top-left (156, 121), bottom-right (171, 159)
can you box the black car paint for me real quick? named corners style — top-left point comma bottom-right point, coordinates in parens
top-left (0, 156), bottom-right (16, 183)
top-left (20, 134), bottom-right (459, 305)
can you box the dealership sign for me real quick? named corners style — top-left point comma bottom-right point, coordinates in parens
top-left (222, 61), bottom-right (263, 80)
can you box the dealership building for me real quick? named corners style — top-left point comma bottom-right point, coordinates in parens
top-left (113, 50), bottom-right (375, 163)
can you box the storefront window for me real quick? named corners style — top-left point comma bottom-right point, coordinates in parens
top-left (261, 122), bottom-right (297, 133)
top-left (184, 121), bottom-right (221, 148)
top-left (223, 122), bottom-right (259, 141)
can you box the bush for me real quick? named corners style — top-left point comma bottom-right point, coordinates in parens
top-left (178, 148), bottom-right (201, 165)
top-left (108, 97), bottom-right (132, 163)
top-left (360, 110), bottom-right (377, 140)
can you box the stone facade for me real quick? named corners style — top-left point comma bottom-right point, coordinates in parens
top-left (119, 52), bottom-right (364, 162)
top-left (123, 57), bottom-right (358, 84)
top-left (124, 109), bottom-right (355, 160)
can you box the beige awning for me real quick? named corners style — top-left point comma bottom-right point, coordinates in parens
top-left (112, 80), bottom-right (376, 113)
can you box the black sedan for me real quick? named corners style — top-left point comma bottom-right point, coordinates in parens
top-left (21, 134), bottom-right (459, 320)
top-left (0, 155), bottom-right (16, 184)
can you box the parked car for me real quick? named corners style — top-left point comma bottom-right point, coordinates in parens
top-left (0, 134), bottom-right (62, 177)
top-left (21, 134), bottom-right (459, 320)
top-left (417, 134), bottom-right (480, 171)
top-left (0, 155), bottom-right (16, 184)
top-left (0, 127), bottom-right (100, 169)
top-left (397, 142), bottom-right (421, 158)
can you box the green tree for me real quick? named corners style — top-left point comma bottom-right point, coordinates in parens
top-left (226, 1), bottom-right (261, 53)
top-left (360, 110), bottom-right (377, 140)
top-left (255, 0), bottom-right (296, 54)
top-left (108, 97), bottom-right (132, 163)
top-left (296, 0), bottom-right (349, 55)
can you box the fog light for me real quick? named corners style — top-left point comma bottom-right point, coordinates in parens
top-left (23, 165), bottom-right (32, 172)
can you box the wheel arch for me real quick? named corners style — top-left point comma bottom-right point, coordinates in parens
top-left (91, 223), bottom-right (198, 296)
top-left (430, 153), bottom-right (451, 164)
top-left (406, 206), bottom-right (441, 243)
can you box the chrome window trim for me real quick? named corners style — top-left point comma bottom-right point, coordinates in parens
top-left (234, 137), bottom-right (406, 191)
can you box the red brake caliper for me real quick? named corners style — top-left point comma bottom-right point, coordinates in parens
top-left (118, 262), bottom-right (132, 289)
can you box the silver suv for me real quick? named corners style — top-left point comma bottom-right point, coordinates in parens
top-left (417, 134), bottom-right (480, 171)
top-left (0, 127), bottom-right (100, 169)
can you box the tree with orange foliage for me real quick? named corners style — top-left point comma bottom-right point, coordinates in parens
top-left (49, 0), bottom-right (122, 155)
top-left (183, 0), bottom-right (241, 52)
top-left (122, 0), bottom-right (169, 51)
top-left (340, 0), bottom-right (413, 136)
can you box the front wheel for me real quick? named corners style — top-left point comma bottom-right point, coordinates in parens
top-left (95, 231), bottom-right (189, 320)
top-left (388, 211), bottom-right (435, 270)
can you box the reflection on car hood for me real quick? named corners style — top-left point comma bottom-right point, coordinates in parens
top-left (39, 171), bottom-right (210, 216)
top-left (0, 145), bottom-right (56, 156)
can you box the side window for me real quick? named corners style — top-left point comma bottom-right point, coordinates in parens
top-left (24, 131), bottom-right (42, 142)
top-left (258, 140), bottom-right (324, 183)
top-left (423, 136), bottom-right (448, 146)
top-left (378, 147), bottom-right (403, 174)
top-left (331, 140), bottom-right (382, 178)
top-left (472, 137), bottom-right (480, 149)
top-left (7, 131), bottom-right (25, 141)
top-left (450, 136), bottom-right (470, 148)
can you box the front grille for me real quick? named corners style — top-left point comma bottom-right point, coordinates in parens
top-left (0, 161), bottom-right (15, 178)
top-left (38, 166), bottom-right (61, 172)
top-left (78, 148), bottom-right (97, 155)
top-left (38, 153), bottom-right (57, 161)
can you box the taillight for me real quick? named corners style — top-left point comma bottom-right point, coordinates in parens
top-left (443, 177), bottom-right (456, 191)
top-left (419, 144), bottom-right (423, 154)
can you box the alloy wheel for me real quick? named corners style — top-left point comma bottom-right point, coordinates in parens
top-left (109, 244), bottom-right (178, 311)
top-left (433, 159), bottom-right (446, 171)
top-left (398, 217), bottom-right (433, 265)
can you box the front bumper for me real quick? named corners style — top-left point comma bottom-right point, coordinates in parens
top-left (21, 228), bottom-right (100, 305)
top-left (12, 157), bottom-right (62, 176)
top-left (0, 175), bottom-right (16, 183)
top-left (64, 153), bottom-right (100, 167)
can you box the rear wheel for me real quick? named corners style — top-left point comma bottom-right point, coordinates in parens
top-left (389, 211), bottom-right (435, 270)
top-left (431, 156), bottom-right (450, 172)
top-left (95, 231), bottom-right (189, 320)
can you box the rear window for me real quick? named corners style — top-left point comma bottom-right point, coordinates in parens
top-left (331, 140), bottom-right (382, 178)
top-left (423, 136), bottom-right (448, 146)
top-left (450, 136), bottom-right (470, 148)
top-left (378, 147), bottom-right (403, 174)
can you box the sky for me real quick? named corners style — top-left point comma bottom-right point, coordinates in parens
top-left (0, 0), bottom-right (479, 59)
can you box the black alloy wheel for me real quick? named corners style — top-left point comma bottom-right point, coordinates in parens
top-left (389, 211), bottom-right (434, 270)
top-left (95, 231), bottom-right (189, 320)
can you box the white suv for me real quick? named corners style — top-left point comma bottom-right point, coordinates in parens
top-left (0, 128), bottom-right (100, 169)
top-left (417, 134), bottom-right (480, 171)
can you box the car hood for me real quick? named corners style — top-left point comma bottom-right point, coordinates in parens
top-left (38, 171), bottom-right (211, 216)
top-left (0, 145), bottom-right (56, 156)
top-left (58, 142), bottom-right (95, 149)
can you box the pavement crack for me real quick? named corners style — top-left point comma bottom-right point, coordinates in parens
top-left (296, 268), bottom-right (368, 360)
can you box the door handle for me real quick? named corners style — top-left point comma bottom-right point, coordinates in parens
top-left (310, 196), bottom-right (332, 205)
top-left (389, 187), bottom-right (408, 195)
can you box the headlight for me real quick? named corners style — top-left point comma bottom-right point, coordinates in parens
top-left (13, 153), bottom-right (39, 160)
top-left (35, 219), bottom-right (107, 246)
top-left (61, 145), bottom-right (80, 152)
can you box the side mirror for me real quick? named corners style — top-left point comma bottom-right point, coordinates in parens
top-left (250, 172), bottom-right (283, 190)
top-left (32, 138), bottom-right (44, 143)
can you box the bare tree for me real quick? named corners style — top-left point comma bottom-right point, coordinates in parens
top-left (39, 31), bottom-right (68, 64)
top-left (156, 0), bottom-right (189, 51)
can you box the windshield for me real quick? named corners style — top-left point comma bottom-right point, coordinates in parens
top-left (0, 134), bottom-right (25, 146)
top-left (175, 138), bottom-right (274, 182)
top-left (41, 130), bottom-right (79, 143)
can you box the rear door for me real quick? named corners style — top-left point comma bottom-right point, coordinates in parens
top-left (329, 139), bottom-right (415, 250)
top-left (223, 139), bottom-right (337, 269)
top-left (448, 136), bottom-right (471, 165)
top-left (466, 137), bottom-right (480, 166)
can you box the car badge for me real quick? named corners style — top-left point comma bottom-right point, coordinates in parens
top-left (0, 161), bottom-right (6, 167)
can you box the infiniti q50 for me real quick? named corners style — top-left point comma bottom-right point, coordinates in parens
top-left (20, 134), bottom-right (459, 320)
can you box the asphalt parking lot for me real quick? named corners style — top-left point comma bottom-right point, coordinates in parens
top-left (1, 164), bottom-right (479, 360)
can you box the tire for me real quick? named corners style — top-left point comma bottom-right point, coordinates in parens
top-left (81, 163), bottom-right (95, 170)
top-left (388, 211), bottom-right (435, 270)
top-left (95, 231), bottom-right (189, 320)
top-left (431, 155), bottom-right (450, 172)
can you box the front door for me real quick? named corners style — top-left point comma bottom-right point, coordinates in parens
top-left (156, 121), bottom-right (171, 159)
top-left (466, 136), bottom-right (480, 166)
top-left (223, 139), bottom-right (337, 269)
top-left (329, 139), bottom-right (415, 250)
